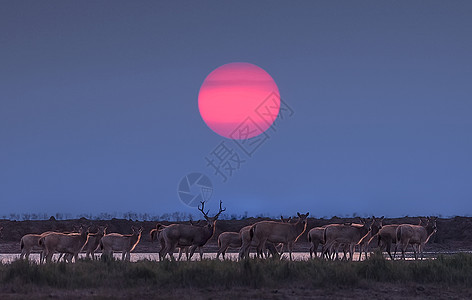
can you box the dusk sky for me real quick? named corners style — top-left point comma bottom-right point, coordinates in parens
top-left (1, 1), bottom-right (471, 219)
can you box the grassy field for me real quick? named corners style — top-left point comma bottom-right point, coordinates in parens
top-left (1, 253), bottom-right (472, 294)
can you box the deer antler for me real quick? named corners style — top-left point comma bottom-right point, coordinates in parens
top-left (214, 200), bottom-right (226, 219)
top-left (198, 201), bottom-right (210, 219)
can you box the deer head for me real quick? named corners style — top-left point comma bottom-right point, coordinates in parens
top-left (426, 216), bottom-right (438, 234)
top-left (98, 226), bottom-right (107, 235)
top-left (198, 200), bottom-right (226, 228)
top-left (131, 226), bottom-right (144, 235)
top-left (296, 212), bottom-right (309, 224)
top-left (78, 225), bottom-right (89, 237)
top-left (370, 216), bottom-right (384, 235)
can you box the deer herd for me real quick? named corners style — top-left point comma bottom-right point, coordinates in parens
top-left (11, 201), bottom-right (438, 263)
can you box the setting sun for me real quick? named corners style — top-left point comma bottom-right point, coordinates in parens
top-left (198, 62), bottom-right (280, 139)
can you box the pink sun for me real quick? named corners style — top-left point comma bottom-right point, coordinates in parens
top-left (198, 62), bottom-right (280, 139)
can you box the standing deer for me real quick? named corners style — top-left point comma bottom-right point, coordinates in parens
top-left (308, 225), bottom-right (327, 259)
top-left (248, 212), bottom-right (309, 261)
top-left (368, 218), bottom-right (424, 260)
top-left (83, 226), bottom-right (107, 260)
top-left (357, 216), bottom-right (384, 261)
top-left (150, 224), bottom-right (190, 261)
top-left (21, 231), bottom-right (59, 261)
top-left (322, 218), bottom-right (371, 261)
top-left (100, 226), bottom-right (143, 261)
top-left (39, 226), bottom-right (89, 263)
top-left (222, 216), bottom-right (290, 260)
top-left (396, 216), bottom-right (437, 260)
top-left (217, 231), bottom-right (241, 260)
top-left (160, 200), bottom-right (226, 261)
top-left (368, 224), bottom-right (400, 260)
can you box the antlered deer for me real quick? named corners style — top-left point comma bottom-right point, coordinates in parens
top-left (396, 216), bottom-right (437, 260)
top-left (249, 212), bottom-right (309, 261)
top-left (100, 226), bottom-right (143, 261)
top-left (160, 201), bottom-right (226, 261)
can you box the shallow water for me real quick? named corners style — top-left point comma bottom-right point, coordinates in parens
top-left (0, 251), bottom-right (456, 264)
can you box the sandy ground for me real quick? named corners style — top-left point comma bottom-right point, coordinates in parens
top-left (1, 283), bottom-right (471, 299)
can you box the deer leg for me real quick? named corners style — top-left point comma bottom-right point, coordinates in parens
top-left (46, 251), bottom-right (53, 263)
top-left (386, 241), bottom-right (393, 260)
top-left (288, 242), bottom-right (294, 261)
top-left (188, 245), bottom-right (198, 260)
top-left (401, 240), bottom-right (408, 260)
top-left (199, 247), bottom-right (204, 260)
top-left (165, 241), bottom-right (177, 261)
top-left (261, 239), bottom-right (268, 259)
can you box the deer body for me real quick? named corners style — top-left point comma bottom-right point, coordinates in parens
top-left (39, 227), bottom-right (89, 263)
top-left (396, 217), bottom-right (437, 260)
top-left (369, 224), bottom-right (399, 260)
top-left (249, 212), bottom-right (309, 261)
top-left (217, 232), bottom-right (241, 259)
top-left (100, 227), bottom-right (143, 261)
top-left (308, 226), bottom-right (325, 259)
top-left (82, 226), bottom-right (106, 260)
top-left (21, 231), bottom-right (57, 261)
top-left (322, 219), bottom-right (370, 261)
top-left (160, 201), bottom-right (226, 261)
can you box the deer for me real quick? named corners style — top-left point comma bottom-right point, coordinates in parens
top-left (160, 200), bottom-right (226, 261)
top-left (100, 226), bottom-right (143, 261)
top-left (57, 225), bottom-right (108, 262)
top-left (217, 231), bottom-right (241, 260)
top-left (150, 224), bottom-right (191, 261)
top-left (248, 212), bottom-right (309, 261)
top-left (356, 216), bottom-right (384, 261)
top-left (396, 216), bottom-right (437, 260)
top-left (322, 218), bottom-right (371, 261)
top-left (21, 231), bottom-right (59, 261)
top-left (367, 218), bottom-right (424, 260)
top-left (222, 216), bottom-right (290, 260)
top-left (39, 226), bottom-right (89, 263)
top-left (308, 225), bottom-right (328, 259)
top-left (83, 226), bottom-right (107, 260)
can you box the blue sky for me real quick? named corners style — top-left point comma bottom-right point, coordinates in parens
top-left (1, 1), bottom-right (471, 218)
